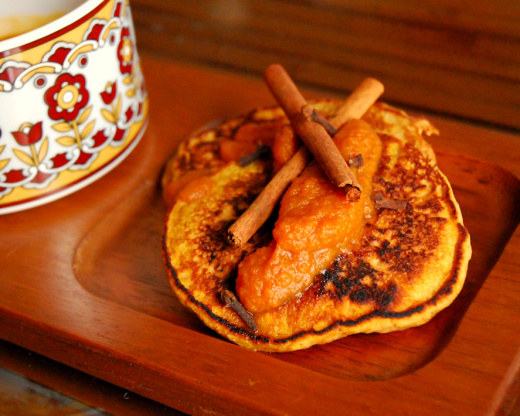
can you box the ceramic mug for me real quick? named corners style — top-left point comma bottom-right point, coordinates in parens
top-left (0, 0), bottom-right (148, 214)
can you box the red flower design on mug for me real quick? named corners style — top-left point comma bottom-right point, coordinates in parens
top-left (100, 81), bottom-right (117, 104)
top-left (11, 122), bottom-right (43, 146)
top-left (45, 73), bottom-right (89, 121)
top-left (117, 27), bottom-right (133, 75)
top-left (10, 121), bottom-right (48, 167)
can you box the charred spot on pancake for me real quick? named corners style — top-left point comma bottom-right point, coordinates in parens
top-left (372, 209), bottom-right (446, 276)
top-left (416, 197), bottom-right (444, 214)
top-left (192, 141), bottom-right (221, 164)
top-left (375, 140), bottom-right (439, 201)
top-left (198, 173), bottom-right (272, 253)
top-left (169, 134), bottom-right (225, 181)
top-left (320, 257), bottom-right (396, 309)
top-left (199, 221), bottom-right (231, 256)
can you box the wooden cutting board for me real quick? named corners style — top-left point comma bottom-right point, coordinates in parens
top-left (1, 55), bottom-right (519, 416)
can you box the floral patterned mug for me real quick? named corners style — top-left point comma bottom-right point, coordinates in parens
top-left (0, 0), bottom-right (148, 214)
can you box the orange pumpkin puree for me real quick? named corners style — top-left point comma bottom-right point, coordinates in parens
top-left (175, 175), bottom-right (215, 203)
top-left (163, 169), bottom-right (213, 207)
top-left (236, 119), bottom-right (383, 313)
top-left (167, 121), bottom-right (285, 206)
top-left (271, 125), bottom-right (300, 171)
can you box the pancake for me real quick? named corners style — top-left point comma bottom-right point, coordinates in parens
top-left (162, 100), bottom-right (471, 352)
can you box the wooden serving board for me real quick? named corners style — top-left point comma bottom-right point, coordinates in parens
top-left (1, 55), bottom-right (520, 415)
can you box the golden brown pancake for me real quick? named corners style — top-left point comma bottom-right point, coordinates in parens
top-left (162, 100), bottom-right (471, 352)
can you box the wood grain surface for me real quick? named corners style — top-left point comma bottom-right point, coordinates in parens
top-left (0, 341), bottom-right (185, 416)
top-left (1, 55), bottom-right (520, 415)
top-left (130, 0), bottom-right (520, 130)
top-left (72, 150), bottom-right (519, 382)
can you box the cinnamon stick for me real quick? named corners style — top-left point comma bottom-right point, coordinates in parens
top-left (301, 104), bottom-right (338, 136)
top-left (228, 146), bottom-right (310, 246)
top-left (221, 289), bottom-right (258, 332)
top-left (330, 77), bottom-right (384, 129)
top-left (264, 64), bottom-right (359, 191)
top-left (228, 66), bottom-right (384, 247)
